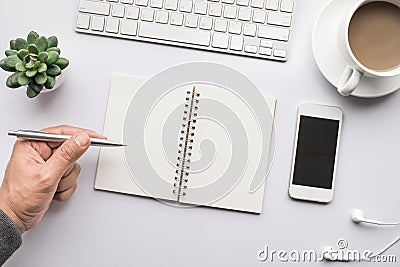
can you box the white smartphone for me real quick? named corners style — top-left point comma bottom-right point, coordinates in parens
top-left (288, 103), bottom-right (343, 203)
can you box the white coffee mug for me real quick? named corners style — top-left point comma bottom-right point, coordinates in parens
top-left (337, 0), bottom-right (400, 96)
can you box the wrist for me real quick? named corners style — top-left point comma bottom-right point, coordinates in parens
top-left (0, 193), bottom-right (25, 234)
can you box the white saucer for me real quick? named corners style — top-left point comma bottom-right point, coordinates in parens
top-left (312, 0), bottom-right (400, 98)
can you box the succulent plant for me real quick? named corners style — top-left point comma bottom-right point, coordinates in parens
top-left (0, 31), bottom-right (69, 98)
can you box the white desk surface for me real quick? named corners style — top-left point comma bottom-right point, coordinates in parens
top-left (1, 1), bottom-right (400, 266)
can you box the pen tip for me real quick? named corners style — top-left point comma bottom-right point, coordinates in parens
top-left (8, 130), bottom-right (18, 136)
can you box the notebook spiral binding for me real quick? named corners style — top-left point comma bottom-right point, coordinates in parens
top-left (173, 87), bottom-right (200, 200)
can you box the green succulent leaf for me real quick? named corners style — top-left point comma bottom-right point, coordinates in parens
top-left (18, 72), bottom-right (32, 86)
top-left (9, 40), bottom-right (16, 50)
top-left (35, 36), bottom-right (48, 52)
top-left (17, 49), bottom-right (29, 60)
top-left (4, 55), bottom-right (21, 68)
top-left (27, 31), bottom-right (39, 44)
top-left (35, 72), bottom-right (47, 85)
top-left (37, 51), bottom-right (48, 63)
top-left (46, 51), bottom-right (59, 65)
top-left (26, 68), bottom-right (38, 78)
top-left (26, 83), bottom-right (42, 98)
top-left (27, 44), bottom-right (39, 55)
top-left (44, 76), bottom-right (55, 89)
top-left (15, 38), bottom-right (28, 50)
top-left (15, 61), bottom-right (26, 72)
top-left (55, 58), bottom-right (69, 70)
top-left (6, 72), bottom-right (21, 88)
top-left (47, 36), bottom-right (58, 48)
top-left (0, 58), bottom-right (15, 72)
top-left (47, 64), bottom-right (61, 76)
top-left (5, 50), bottom-right (17, 56)
top-left (37, 63), bottom-right (47, 73)
top-left (47, 47), bottom-right (60, 54)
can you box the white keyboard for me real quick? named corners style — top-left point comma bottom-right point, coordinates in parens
top-left (75, 0), bottom-right (295, 61)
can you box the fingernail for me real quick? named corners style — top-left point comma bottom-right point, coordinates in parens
top-left (75, 132), bottom-right (90, 147)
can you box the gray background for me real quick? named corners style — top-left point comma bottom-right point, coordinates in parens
top-left (1, 0), bottom-right (399, 266)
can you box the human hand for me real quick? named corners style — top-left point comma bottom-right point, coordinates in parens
top-left (0, 125), bottom-right (105, 234)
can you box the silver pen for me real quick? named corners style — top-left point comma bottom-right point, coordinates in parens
top-left (8, 130), bottom-right (126, 147)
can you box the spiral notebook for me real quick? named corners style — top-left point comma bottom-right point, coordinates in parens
top-left (96, 66), bottom-right (276, 213)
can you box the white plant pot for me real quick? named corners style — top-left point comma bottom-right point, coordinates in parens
top-left (40, 72), bottom-right (65, 94)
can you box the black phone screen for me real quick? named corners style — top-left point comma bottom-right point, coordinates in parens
top-left (292, 116), bottom-right (340, 189)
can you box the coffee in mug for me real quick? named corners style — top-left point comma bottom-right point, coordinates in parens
top-left (337, 0), bottom-right (400, 96)
top-left (348, 2), bottom-right (400, 72)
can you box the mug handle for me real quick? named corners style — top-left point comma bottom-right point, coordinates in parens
top-left (337, 66), bottom-right (362, 96)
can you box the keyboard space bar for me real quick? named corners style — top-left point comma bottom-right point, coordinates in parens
top-left (138, 22), bottom-right (211, 47)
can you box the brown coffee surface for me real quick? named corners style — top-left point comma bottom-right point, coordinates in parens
top-left (348, 2), bottom-right (400, 72)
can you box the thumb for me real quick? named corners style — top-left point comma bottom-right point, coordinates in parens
top-left (43, 132), bottom-right (91, 183)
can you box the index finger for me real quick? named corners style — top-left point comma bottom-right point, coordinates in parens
top-left (41, 125), bottom-right (106, 149)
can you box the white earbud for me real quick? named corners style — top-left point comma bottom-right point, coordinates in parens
top-left (351, 209), bottom-right (400, 226)
top-left (351, 209), bottom-right (365, 223)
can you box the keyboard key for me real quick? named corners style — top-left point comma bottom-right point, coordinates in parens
top-left (126, 6), bottom-right (140, 19)
top-left (136, 0), bottom-right (149, 6)
top-left (107, 0), bottom-right (119, 2)
top-left (252, 10), bottom-right (266, 23)
top-left (260, 39), bottom-right (273, 47)
top-left (280, 0), bottom-right (293, 12)
top-left (170, 12), bottom-right (184, 25)
top-left (243, 23), bottom-right (256, 36)
top-left (222, 0), bottom-right (235, 4)
top-left (228, 21), bottom-right (242, 34)
top-left (112, 5), bottom-right (125, 17)
top-left (268, 11), bottom-right (291, 27)
top-left (265, 0), bottom-right (279, 10)
top-left (139, 22), bottom-right (211, 45)
top-left (121, 20), bottom-right (138, 35)
top-left (259, 46), bottom-right (272, 55)
top-left (194, 1), bottom-right (208, 14)
top-left (150, 0), bottom-right (164, 8)
top-left (273, 49), bottom-right (286, 57)
top-left (212, 33), bottom-right (229, 48)
top-left (199, 16), bottom-right (213, 30)
top-left (214, 19), bottom-right (228, 32)
top-left (223, 6), bottom-right (237, 19)
top-left (251, 0), bottom-right (264, 9)
top-left (76, 14), bottom-right (91, 29)
top-left (236, 0), bottom-right (249, 6)
top-left (238, 8), bottom-right (251, 21)
top-left (155, 10), bottom-right (169, 23)
top-left (230, 35), bottom-right (243, 50)
top-left (141, 8), bottom-right (155, 21)
top-left (209, 3), bottom-right (222, 16)
top-left (244, 44), bottom-right (257, 53)
top-left (180, 0), bottom-right (193, 12)
top-left (185, 14), bottom-right (199, 28)
top-left (165, 0), bottom-right (178, 10)
top-left (121, 0), bottom-right (134, 4)
top-left (106, 18), bottom-right (120, 33)
top-left (258, 25), bottom-right (289, 41)
top-left (79, 0), bottom-right (110, 16)
top-left (91, 16), bottom-right (105, 31)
